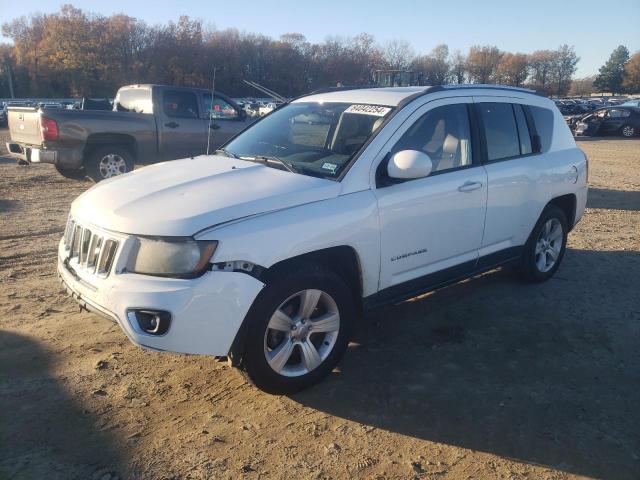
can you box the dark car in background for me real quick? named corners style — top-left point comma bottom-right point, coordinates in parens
top-left (573, 107), bottom-right (640, 137)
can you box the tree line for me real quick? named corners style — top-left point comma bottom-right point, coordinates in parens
top-left (0, 5), bottom-right (635, 99)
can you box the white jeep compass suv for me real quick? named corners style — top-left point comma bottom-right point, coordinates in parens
top-left (58, 85), bottom-right (588, 394)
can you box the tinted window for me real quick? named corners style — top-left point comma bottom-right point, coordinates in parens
top-left (479, 103), bottom-right (520, 161)
top-left (163, 90), bottom-right (199, 119)
top-left (203, 93), bottom-right (239, 120)
top-left (529, 106), bottom-right (554, 152)
top-left (392, 104), bottom-right (472, 173)
top-left (114, 88), bottom-right (152, 113)
top-left (514, 104), bottom-right (532, 155)
top-left (608, 109), bottom-right (630, 118)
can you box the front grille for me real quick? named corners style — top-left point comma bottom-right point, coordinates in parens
top-left (63, 217), bottom-right (118, 276)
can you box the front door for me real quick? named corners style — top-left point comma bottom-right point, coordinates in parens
top-left (159, 89), bottom-right (207, 161)
top-left (374, 97), bottom-right (487, 295)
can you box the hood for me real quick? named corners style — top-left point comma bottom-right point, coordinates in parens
top-left (71, 155), bottom-right (341, 236)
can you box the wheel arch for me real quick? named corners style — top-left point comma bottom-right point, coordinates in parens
top-left (547, 193), bottom-right (577, 231)
top-left (84, 133), bottom-right (138, 160)
top-left (227, 245), bottom-right (364, 367)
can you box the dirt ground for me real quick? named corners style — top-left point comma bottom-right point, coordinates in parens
top-left (0, 127), bottom-right (638, 480)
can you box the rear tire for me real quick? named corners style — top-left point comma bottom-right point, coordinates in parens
top-left (241, 263), bottom-right (354, 394)
top-left (518, 205), bottom-right (568, 283)
top-left (85, 146), bottom-right (133, 182)
top-left (55, 164), bottom-right (87, 181)
top-left (621, 125), bottom-right (635, 137)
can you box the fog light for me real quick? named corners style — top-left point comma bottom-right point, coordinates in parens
top-left (130, 310), bottom-right (171, 335)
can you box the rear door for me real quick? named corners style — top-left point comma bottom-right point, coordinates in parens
top-left (474, 98), bottom-right (552, 262)
top-left (158, 89), bottom-right (207, 160)
top-left (8, 107), bottom-right (42, 146)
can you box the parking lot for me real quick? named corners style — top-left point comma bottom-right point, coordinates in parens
top-left (0, 127), bottom-right (638, 479)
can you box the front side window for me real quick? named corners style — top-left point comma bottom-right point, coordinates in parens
top-left (478, 103), bottom-right (520, 161)
top-left (163, 91), bottom-right (199, 119)
top-left (224, 102), bottom-right (393, 179)
top-left (391, 104), bottom-right (472, 173)
top-left (203, 93), bottom-right (239, 120)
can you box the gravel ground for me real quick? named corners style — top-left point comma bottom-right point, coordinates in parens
top-left (0, 128), bottom-right (638, 480)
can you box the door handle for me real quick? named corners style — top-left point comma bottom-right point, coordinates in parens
top-left (164, 122), bottom-right (179, 129)
top-left (209, 124), bottom-right (220, 130)
top-left (458, 181), bottom-right (483, 192)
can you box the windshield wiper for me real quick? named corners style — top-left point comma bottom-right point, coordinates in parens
top-left (215, 148), bottom-right (239, 159)
top-left (242, 155), bottom-right (298, 174)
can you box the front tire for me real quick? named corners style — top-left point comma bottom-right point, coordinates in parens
top-left (241, 264), bottom-right (354, 394)
top-left (85, 146), bottom-right (133, 182)
top-left (518, 205), bottom-right (568, 283)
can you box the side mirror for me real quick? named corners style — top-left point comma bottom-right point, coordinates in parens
top-left (387, 150), bottom-right (433, 180)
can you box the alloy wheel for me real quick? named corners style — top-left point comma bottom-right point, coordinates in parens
top-left (622, 125), bottom-right (634, 137)
top-left (263, 289), bottom-right (340, 377)
top-left (535, 218), bottom-right (563, 273)
top-left (98, 154), bottom-right (127, 178)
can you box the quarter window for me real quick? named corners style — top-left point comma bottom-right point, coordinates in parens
top-left (529, 106), bottom-right (554, 152)
top-left (163, 91), bottom-right (199, 119)
top-left (391, 104), bottom-right (472, 173)
top-left (478, 103), bottom-right (520, 161)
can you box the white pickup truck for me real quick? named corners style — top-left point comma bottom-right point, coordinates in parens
top-left (58, 85), bottom-right (588, 394)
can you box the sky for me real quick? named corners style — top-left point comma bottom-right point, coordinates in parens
top-left (1, 0), bottom-right (639, 77)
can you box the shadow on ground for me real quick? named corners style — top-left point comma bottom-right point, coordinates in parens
top-left (294, 249), bottom-right (640, 480)
top-left (0, 331), bottom-right (123, 480)
top-left (587, 187), bottom-right (640, 211)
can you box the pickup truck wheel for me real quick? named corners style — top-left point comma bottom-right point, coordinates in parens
top-left (241, 264), bottom-right (354, 394)
top-left (86, 146), bottom-right (133, 182)
top-left (518, 205), bottom-right (568, 283)
top-left (54, 164), bottom-right (87, 181)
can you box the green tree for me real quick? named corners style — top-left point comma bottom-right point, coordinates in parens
top-left (593, 45), bottom-right (630, 94)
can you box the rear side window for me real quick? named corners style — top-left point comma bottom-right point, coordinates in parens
top-left (163, 90), bottom-right (199, 119)
top-left (529, 106), bottom-right (554, 152)
top-left (513, 104), bottom-right (532, 155)
top-left (478, 103), bottom-right (520, 161)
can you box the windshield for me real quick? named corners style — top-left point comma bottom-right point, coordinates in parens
top-left (223, 102), bottom-right (393, 179)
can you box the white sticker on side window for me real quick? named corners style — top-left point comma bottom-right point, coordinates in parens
top-left (344, 105), bottom-right (391, 116)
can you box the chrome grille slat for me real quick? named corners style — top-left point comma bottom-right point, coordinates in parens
top-left (63, 216), bottom-right (118, 277)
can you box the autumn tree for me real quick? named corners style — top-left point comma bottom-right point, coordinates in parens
top-left (412, 44), bottom-right (450, 85)
top-left (383, 39), bottom-right (414, 70)
top-left (450, 50), bottom-right (467, 84)
top-left (569, 76), bottom-right (595, 96)
top-left (622, 51), bottom-right (640, 93)
top-left (496, 53), bottom-right (529, 86)
top-left (549, 45), bottom-right (579, 96)
top-left (466, 46), bottom-right (502, 83)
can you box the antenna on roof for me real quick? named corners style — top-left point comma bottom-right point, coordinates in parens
top-left (206, 67), bottom-right (217, 155)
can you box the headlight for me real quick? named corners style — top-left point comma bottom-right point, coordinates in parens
top-left (125, 237), bottom-right (218, 278)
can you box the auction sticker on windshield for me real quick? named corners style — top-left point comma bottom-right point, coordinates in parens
top-left (344, 104), bottom-right (392, 116)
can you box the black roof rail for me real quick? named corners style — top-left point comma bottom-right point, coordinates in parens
top-left (431, 84), bottom-right (541, 96)
top-left (306, 84), bottom-right (382, 95)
